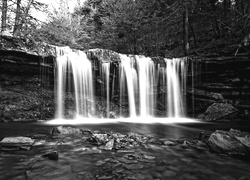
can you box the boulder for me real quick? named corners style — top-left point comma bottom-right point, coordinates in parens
top-left (42, 151), bottom-right (59, 160)
top-left (91, 134), bottom-right (109, 145)
top-left (198, 103), bottom-right (238, 121)
top-left (0, 136), bottom-right (35, 150)
top-left (228, 129), bottom-right (250, 148)
top-left (99, 138), bottom-right (115, 150)
top-left (208, 129), bottom-right (250, 156)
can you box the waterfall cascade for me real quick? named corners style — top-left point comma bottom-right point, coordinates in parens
top-left (49, 47), bottom-right (196, 124)
top-left (55, 47), bottom-right (95, 118)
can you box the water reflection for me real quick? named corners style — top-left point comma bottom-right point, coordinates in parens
top-left (1, 122), bottom-right (250, 180)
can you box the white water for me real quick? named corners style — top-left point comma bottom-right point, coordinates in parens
top-left (55, 47), bottom-right (94, 119)
top-left (119, 54), bottom-right (137, 117)
top-left (47, 117), bottom-right (197, 125)
top-left (136, 55), bottom-right (156, 117)
top-left (101, 63), bottom-right (110, 118)
top-left (50, 47), bottom-right (193, 124)
top-left (118, 55), bottom-right (186, 118)
top-left (165, 58), bottom-right (185, 117)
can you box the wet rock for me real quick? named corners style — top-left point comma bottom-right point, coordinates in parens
top-left (90, 134), bottom-right (109, 145)
top-left (0, 136), bottom-right (34, 144)
top-left (144, 144), bottom-right (163, 150)
top-left (94, 97), bottom-right (129, 118)
top-left (198, 103), bottom-right (238, 121)
top-left (163, 140), bottom-right (178, 146)
top-left (198, 132), bottom-right (210, 141)
top-left (75, 146), bottom-right (102, 154)
top-left (209, 92), bottom-right (224, 101)
top-left (51, 126), bottom-right (83, 135)
top-left (33, 140), bottom-right (46, 146)
top-left (228, 129), bottom-right (250, 148)
top-left (208, 130), bottom-right (250, 156)
top-left (42, 151), bottom-right (59, 160)
top-left (87, 48), bottom-right (121, 63)
top-left (143, 154), bottom-right (156, 160)
top-left (124, 153), bottom-right (142, 160)
top-left (0, 136), bottom-right (35, 151)
top-left (117, 149), bottom-right (135, 153)
top-left (128, 133), bottom-right (148, 143)
top-left (95, 160), bottom-right (106, 166)
top-left (99, 138), bottom-right (114, 150)
top-left (82, 129), bottom-right (92, 135)
top-left (175, 139), bottom-right (186, 144)
top-left (112, 132), bottom-right (148, 150)
top-left (108, 111), bottom-right (118, 119)
top-left (186, 140), bottom-right (209, 151)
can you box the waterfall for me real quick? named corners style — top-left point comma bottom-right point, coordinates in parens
top-left (165, 58), bottom-right (185, 117)
top-left (101, 63), bottom-right (110, 118)
top-left (119, 54), bottom-right (137, 117)
top-left (55, 47), bottom-right (94, 119)
top-left (118, 54), bottom-right (186, 118)
top-left (136, 55), bottom-right (156, 117)
top-left (51, 47), bottom-right (194, 124)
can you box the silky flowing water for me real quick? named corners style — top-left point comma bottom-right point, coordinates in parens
top-left (2, 47), bottom-right (249, 179)
top-left (0, 122), bottom-right (250, 180)
top-left (55, 47), bottom-right (95, 118)
top-left (53, 47), bottom-right (188, 123)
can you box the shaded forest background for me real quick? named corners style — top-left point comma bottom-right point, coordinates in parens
top-left (1, 0), bottom-right (250, 57)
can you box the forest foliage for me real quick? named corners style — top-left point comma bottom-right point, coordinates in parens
top-left (1, 0), bottom-right (250, 57)
top-left (0, 0), bottom-right (48, 36)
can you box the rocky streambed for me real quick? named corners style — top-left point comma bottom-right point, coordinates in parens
top-left (0, 122), bottom-right (250, 180)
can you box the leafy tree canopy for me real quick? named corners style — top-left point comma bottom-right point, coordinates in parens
top-left (1, 0), bottom-right (250, 57)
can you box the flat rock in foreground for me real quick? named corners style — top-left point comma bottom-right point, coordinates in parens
top-left (0, 136), bottom-right (35, 150)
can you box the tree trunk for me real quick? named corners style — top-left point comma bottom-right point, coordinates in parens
top-left (13, 0), bottom-right (34, 37)
top-left (13, 0), bottom-right (22, 36)
top-left (1, 0), bottom-right (8, 34)
top-left (247, 0), bottom-right (250, 14)
top-left (190, 23), bottom-right (197, 47)
top-left (223, 0), bottom-right (228, 20)
top-left (183, 1), bottom-right (189, 56)
top-left (241, 0), bottom-right (245, 15)
top-left (216, 20), bottom-right (222, 39)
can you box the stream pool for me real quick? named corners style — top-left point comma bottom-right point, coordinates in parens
top-left (0, 121), bottom-right (250, 180)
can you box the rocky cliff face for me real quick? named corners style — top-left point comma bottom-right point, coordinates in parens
top-left (188, 54), bottom-right (250, 120)
top-left (0, 58), bottom-right (55, 122)
top-left (1, 35), bottom-right (250, 122)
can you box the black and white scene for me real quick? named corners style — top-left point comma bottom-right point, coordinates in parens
top-left (1, 0), bottom-right (250, 179)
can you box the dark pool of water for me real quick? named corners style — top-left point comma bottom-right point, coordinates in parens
top-left (0, 121), bottom-right (250, 180)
